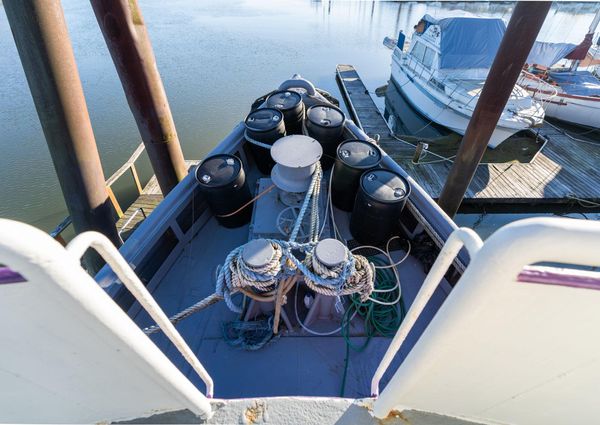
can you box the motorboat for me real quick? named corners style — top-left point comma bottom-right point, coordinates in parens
top-left (388, 15), bottom-right (545, 148)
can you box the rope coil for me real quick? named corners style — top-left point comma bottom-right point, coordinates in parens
top-left (215, 238), bottom-right (375, 314)
top-left (303, 252), bottom-right (375, 302)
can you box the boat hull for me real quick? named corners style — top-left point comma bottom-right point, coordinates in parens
top-left (519, 72), bottom-right (600, 129)
top-left (529, 90), bottom-right (600, 128)
top-left (391, 58), bottom-right (525, 148)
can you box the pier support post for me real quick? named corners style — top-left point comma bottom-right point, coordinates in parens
top-left (90, 0), bottom-right (187, 196)
top-left (437, 2), bottom-right (552, 218)
top-left (4, 0), bottom-right (121, 253)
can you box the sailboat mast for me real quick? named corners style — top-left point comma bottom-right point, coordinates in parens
top-left (588, 8), bottom-right (600, 34)
top-left (570, 7), bottom-right (600, 70)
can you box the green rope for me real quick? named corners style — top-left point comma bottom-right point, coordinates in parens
top-left (340, 256), bottom-right (405, 396)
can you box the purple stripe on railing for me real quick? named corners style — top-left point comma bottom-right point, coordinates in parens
top-left (0, 267), bottom-right (26, 284)
top-left (518, 266), bottom-right (600, 290)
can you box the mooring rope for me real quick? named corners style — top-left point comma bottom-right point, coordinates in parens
top-left (216, 241), bottom-right (285, 313)
top-left (289, 162), bottom-right (322, 243)
top-left (244, 130), bottom-right (275, 150)
top-left (303, 252), bottom-right (375, 302)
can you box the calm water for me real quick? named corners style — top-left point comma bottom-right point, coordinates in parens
top-left (1, 1), bottom-right (598, 234)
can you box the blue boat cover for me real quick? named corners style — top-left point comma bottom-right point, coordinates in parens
top-left (438, 17), bottom-right (506, 69)
top-left (526, 42), bottom-right (577, 67)
top-left (548, 71), bottom-right (600, 97)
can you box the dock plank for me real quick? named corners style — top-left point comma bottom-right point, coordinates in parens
top-left (336, 64), bottom-right (600, 208)
top-left (116, 160), bottom-right (199, 239)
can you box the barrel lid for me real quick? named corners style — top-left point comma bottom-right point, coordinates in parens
top-left (245, 108), bottom-right (283, 133)
top-left (360, 169), bottom-right (410, 203)
top-left (266, 90), bottom-right (302, 112)
top-left (195, 154), bottom-right (241, 188)
top-left (337, 140), bottom-right (382, 169)
top-left (271, 135), bottom-right (322, 168)
top-left (306, 105), bottom-right (345, 128)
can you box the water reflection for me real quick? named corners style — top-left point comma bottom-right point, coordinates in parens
top-left (0, 1), bottom-right (598, 232)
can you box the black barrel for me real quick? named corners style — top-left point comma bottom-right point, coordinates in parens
top-left (350, 169), bottom-right (411, 246)
top-left (332, 140), bottom-right (382, 212)
top-left (245, 108), bottom-right (286, 174)
top-left (266, 90), bottom-right (304, 135)
top-left (305, 105), bottom-right (346, 170)
top-left (195, 154), bottom-right (253, 228)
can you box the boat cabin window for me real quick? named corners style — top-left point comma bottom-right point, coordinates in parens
top-left (422, 47), bottom-right (435, 69)
top-left (411, 41), bottom-right (435, 70)
top-left (411, 42), bottom-right (426, 63)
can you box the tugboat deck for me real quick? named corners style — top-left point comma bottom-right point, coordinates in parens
top-left (129, 209), bottom-right (451, 399)
top-left (336, 64), bottom-right (600, 211)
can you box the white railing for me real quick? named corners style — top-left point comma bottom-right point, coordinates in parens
top-left (517, 70), bottom-right (559, 102)
top-left (372, 217), bottom-right (600, 424)
top-left (50, 142), bottom-right (147, 245)
top-left (370, 227), bottom-right (483, 397)
top-left (67, 231), bottom-right (215, 398)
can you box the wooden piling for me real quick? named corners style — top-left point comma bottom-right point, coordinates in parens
top-left (90, 0), bottom-right (187, 196)
top-left (436, 2), bottom-right (552, 218)
top-left (4, 0), bottom-right (121, 252)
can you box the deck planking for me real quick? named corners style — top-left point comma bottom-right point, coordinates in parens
top-left (336, 64), bottom-right (600, 210)
top-left (116, 160), bottom-right (199, 238)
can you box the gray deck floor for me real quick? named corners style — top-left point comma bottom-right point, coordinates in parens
top-left (131, 210), bottom-right (450, 399)
top-left (336, 64), bottom-right (600, 208)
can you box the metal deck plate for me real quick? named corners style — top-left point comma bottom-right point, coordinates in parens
top-left (249, 177), bottom-right (332, 241)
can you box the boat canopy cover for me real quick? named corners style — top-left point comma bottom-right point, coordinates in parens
top-left (549, 71), bottom-right (600, 97)
top-left (438, 17), bottom-right (506, 69)
top-left (526, 42), bottom-right (577, 67)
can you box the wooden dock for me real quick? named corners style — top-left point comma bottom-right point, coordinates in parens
top-left (336, 64), bottom-right (600, 211)
top-left (116, 160), bottom-right (199, 239)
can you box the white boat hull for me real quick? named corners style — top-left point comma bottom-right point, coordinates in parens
top-left (391, 57), bottom-right (532, 149)
top-left (530, 91), bottom-right (600, 128)
top-left (519, 72), bottom-right (600, 128)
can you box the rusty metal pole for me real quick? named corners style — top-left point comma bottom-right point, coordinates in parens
top-left (437, 2), bottom-right (552, 218)
top-left (4, 0), bottom-right (121, 250)
top-left (90, 0), bottom-right (187, 195)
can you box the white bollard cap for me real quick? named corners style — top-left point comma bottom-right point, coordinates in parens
top-left (242, 239), bottom-right (275, 268)
top-left (315, 238), bottom-right (348, 267)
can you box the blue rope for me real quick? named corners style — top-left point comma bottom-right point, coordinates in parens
top-left (289, 162), bottom-right (322, 242)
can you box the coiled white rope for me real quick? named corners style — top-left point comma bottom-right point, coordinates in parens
top-left (303, 251), bottom-right (375, 302)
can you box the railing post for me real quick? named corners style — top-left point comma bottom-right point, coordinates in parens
top-left (4, 0), bottom-right (122, 262)
top-left (90, 0), bottom-right (187, 196)
top-left (130, 164), bottom-right (144, 195)
top-left (106, 187), bottom-right (124, 218)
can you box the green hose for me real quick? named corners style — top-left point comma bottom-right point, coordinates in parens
top-left (340, 256), bottom-right (405, 396)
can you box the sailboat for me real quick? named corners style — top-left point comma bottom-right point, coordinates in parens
top-left (519, 9), bottom-right (600, 128)
top-left (387, 15), bottom-right (545, 148)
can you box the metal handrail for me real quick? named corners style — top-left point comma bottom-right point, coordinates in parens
top-left (517, 69), bottom-right (559, 102)
top-left (66, 231), bottom-right (215, 399)
top-left (118, 207), bottom-right (147, 242)
top-left (370, 227), bottom-right (483, 397)
top-left (50, 142), bottom-right (147, 243)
